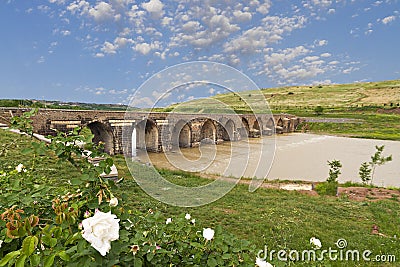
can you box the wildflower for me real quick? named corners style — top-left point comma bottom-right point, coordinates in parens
top-left (166, 218), bottom-right (172, 224)
top-left (310, 237), bottom-right (322, 249)
top-left (131, 245), bottom-right (139, 255)
top-left (203, 228), bottom-right (215, 241)
top-left (15, 163), bottom-right (25, 173)
top-left (191, 219), bottom-right (196, 224)
top-left (81, 211), bottom-right (120, 256)
top-left (84, 210), bottom-right (91, 218)
top-left (185, 213), bottom-right (191, 220)
top-left (109, 197), bottom-right (118, 207)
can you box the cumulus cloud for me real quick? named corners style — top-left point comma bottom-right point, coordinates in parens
top-left (141, 0), bottom-right (164, 18)
top-left (88, 2), bottom-right (115, 21)
top-left (381, 15), bottom-right (396, 24)
top-left (134, 42), bottom-right (160, 55)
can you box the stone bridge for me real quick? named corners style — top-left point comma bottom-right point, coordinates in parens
top-left (0, 108), bottom-right (302, 156)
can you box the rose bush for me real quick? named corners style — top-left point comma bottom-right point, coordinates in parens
top-left (0, 110), bottom-right (258, 266)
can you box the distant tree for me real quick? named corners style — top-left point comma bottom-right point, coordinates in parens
top-left (327, 160), bottom-right (342, 183)
top-left (370, 145), bottom-right (392, 185)
top-left (314, 105), bottom-right (324, 116)
top-left (359, 162), bottom-right (372, 184)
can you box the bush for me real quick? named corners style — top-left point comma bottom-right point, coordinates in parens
top-left (315, 182), bottom-right (338, 196)
top-left (0, 110), bottom-right (257, 266)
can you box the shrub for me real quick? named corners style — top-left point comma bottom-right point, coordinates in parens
top-left (315, 160), bottom-right (341, 196)
top-left (0, 110), bottom-right (257, 266)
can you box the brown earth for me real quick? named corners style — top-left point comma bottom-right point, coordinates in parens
top-left (338, 187), bottom-right (400, 202)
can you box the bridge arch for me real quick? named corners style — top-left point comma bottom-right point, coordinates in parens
top-left (136, 119), bottom-right (159, 152)
top-left (241, 117), bottom-right (250, 138)
top-left (201, 119), bottom-right (216, 144)
top-left (266, 117), bottom-right (274, 129)
top-left (172, 120), bottom-right (192, 148)
top-left (276, 118), bottom-right (284, 134)
top-left (253, 119), bottom-right (261, 132)
top-left (222, 119), bottom-right (235, 141)
top-left (87, 121), bottom-right (114, 155)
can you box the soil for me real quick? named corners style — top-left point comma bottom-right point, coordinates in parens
top-left (338, 187), bottom-right (400, 202)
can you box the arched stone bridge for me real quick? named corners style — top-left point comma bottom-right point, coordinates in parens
top-left (0, 108), bottom-right (302, 156)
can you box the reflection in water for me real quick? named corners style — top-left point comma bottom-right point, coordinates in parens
top-left (137, 133), bottom-right (400, 187)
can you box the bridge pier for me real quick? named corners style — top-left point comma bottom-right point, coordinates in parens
top-left (0, 108), bottom-right (303, 156)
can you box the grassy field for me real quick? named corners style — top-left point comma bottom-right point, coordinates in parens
top-left (1, 129), bottom-right (400, 266)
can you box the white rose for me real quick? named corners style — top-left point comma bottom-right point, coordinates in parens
top-left (255, 257), bottom-right (273, 267)
top-left (109, 197), bottom-right (118, 207)
top-left (82, 211), bottom-right (120, 256)
top-left (185, 213), bottom-right (191, 220)
top-left (202, 228), bottom-right (214, 241)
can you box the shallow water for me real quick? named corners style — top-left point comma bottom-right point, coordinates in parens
top-left (137, 133), bottom-right (400, 187)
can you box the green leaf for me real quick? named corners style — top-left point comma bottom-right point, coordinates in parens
top-left (57, 251), bottom-right (71, 261)
top-left (222, 253), bottom-right (231, 260)
top-left (49, 237), bottom-right (57, 247)
top-left (21, 236), bottom-right (38, 256)
top-left (207, 257), bottom-right (218, 267)
top-left (147, 253), bottom-right (154, 261)
top-left (134, 258), bottom-right (143, 267)
top-left (21, 148), bottom-right (34, 154)
top-left (30, 254), bottom-right (40, 266)
top-left (15, 255), bottom-right (27, 267)
top-left (44, 254), bottom-right (55, 267)
top-left (70, 178), bottom-right (83, 185)
top-left (0, 251), bottom-right (21, 267)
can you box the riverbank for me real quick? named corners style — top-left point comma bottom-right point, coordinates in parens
top-left (138, 133), bottom-right (400, 187)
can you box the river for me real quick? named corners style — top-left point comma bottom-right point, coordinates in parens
top-left (136, 133), bottom-right (400, 187)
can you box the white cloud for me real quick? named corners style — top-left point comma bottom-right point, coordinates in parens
top-left (381, 15), bottom-right (396, 24)
top-left (101, 41), bottom-right (117, 55)
top-left (223, 16), bottom-right (307, 54)
top-left (60, 30), bottom-right (71, 36)
top-left (315, 39), bottom-right (328, 46)
top-left (233, 10), bottom-right (252, 22)
top-left (182, 21), bottom-right (202, 32)
top-left (141, 0), bottom-right (164, 18)
top-left (134, 42), bottom-right (160, 55)
top-left (88, 2), bottom-right (115, 21)
top-left (256, 0), bottom-right (271, 14)
top-left (320, 52), bottom-right (331, 57)
top-left (37, 56), bottom-right (45, 64)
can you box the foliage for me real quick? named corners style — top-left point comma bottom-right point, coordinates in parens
top-left (0, 111), bottom-right (256, 266)
top-left (315, 160), bottom-right (341, 196)
top-left (359, 162), bottom-right (372, 185)
top-left (313, 105), bottom-right (324, 116)
top-left (358, 145), bottom-right (393, 185)
top-left (326, 160), bottom-right (342, 184)
top-left (369, 145), bottom-right (392, 184)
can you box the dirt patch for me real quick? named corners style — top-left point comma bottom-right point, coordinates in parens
top-left (338, 187), bottom-right (400, 202)
top-left (376, 107), bottom-right (400, 114)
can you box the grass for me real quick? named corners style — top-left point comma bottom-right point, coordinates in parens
top-left (1, 127), bottom-right (400, 266)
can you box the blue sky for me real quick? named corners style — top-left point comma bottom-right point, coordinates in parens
top-left (0, 0), bottom-right (399, 105)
